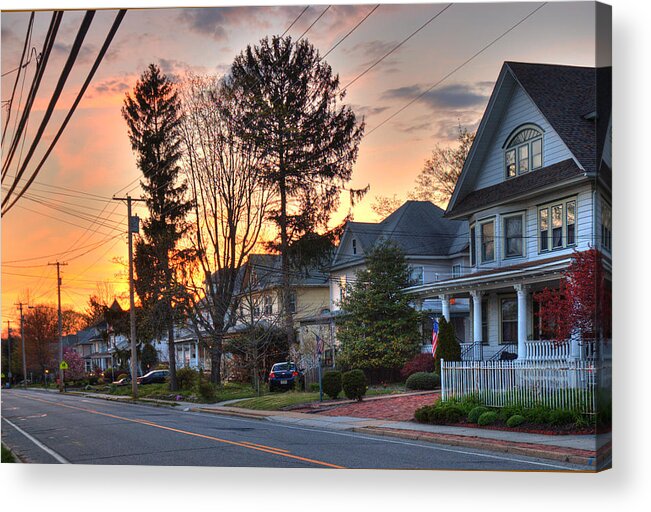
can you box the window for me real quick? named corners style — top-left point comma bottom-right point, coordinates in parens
top-left (470, 224), bottom-right (476, 266)
top-left (602, 200), bottom-right (612, 251)
top-left (288, 291), bottom-right (297, 314)
top-left (480, 220), bottom-right (495, 262)
top-left (338, 276), bottom-right (346, 301)
top-left (410, 266), bottom-right (424, 285)
top-left (263, 295), bottom-right (273, 315)
top-left (500, 298), bottom-right (518, 344)
top-left (566, 201), bottom-right (576, 246)
top-left (503, 214), bottom-right (524, 258)
top-left (352, 239), bottom-right (357, 255)
top-left (538, 198), bottom-right (577, 252)
top-left (504, 125), bottom-right (543, 178)
top-left (452, 264), bottom-right (462, 278)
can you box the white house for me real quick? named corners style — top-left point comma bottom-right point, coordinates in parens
top-left (406, 62), bottom-right (611, 362)
top-left (330, 200), bottom-right (471, 348)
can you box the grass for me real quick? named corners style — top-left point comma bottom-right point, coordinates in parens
top-left (2, 444), bottom-right (17, 463)
top-left (104, 381), bottom-right (258, 404)
top-left (229, 391), bottom-right (322, 410)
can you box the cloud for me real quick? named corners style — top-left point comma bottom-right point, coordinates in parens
top-left (351, 104), bottom-right (389, 119)
top-left (52, 41), bottom-right (97, 65)
top-left (91, 77), bottom-right (130, 96)
top-left (383, 82), bottom-right (491, 111)
top-left (179, 6), bottom-right (281, 41)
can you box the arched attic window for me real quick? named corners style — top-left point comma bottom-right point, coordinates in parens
top-left (504, 124), bottom-right (543, 178)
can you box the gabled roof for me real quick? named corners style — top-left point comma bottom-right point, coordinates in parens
top-left (446, 159), bottom-right (584, 218)
top-left (447, 61), bottom-right (611, 216)
top-left (332, 201), bottom-right (468, 268)
top-left (241, 254), bottom-right (329, 292)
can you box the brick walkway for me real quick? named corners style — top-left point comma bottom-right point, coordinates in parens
top-left (317, 393), bottom-right (440, 422)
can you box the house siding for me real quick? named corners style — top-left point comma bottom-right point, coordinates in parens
top-left (473, 85), bottom-right (575, 191)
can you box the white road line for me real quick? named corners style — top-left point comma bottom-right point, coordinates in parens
top-left (2, 417), bottom-right (70, 464)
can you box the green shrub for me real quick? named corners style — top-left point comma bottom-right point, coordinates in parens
top-left (414, 405), bottom-right (433, 423)
top-left (176, 367), bottom-right (198, 390)
top-left (196, 380), bottom-right (216, 402)
top-left (322, 371), bottom-right (343, 399)
top-left (342, 369), bottom-right (367, 401)
top-left (524, 406), bottom-right (552, 424)
top-left (405, 372), bottom-right (440, 390)
top-left (97, 378), bottom-right (105, 385)
top-left (467, 406), bottom-right (489, 424)
top-left (477, 411), bottom-right (498, 426)
top-left (548, 409), bottom-right (577, 426)
top-left (427, 403), bottom-right (465, 424)
top-left (498, 404), bottom-right (525, 422)
top-left (117, 373), bottom-right (129, 381)
top-left (506, 414), bottom-right (525, 428)
top-left (308, 382), bottom-right (320, 392)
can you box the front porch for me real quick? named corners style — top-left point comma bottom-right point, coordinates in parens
top-left (410, 256), bottom-right (605, 363)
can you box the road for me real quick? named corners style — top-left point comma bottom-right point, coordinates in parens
top-left (1, 389), bottom-right (584, 470)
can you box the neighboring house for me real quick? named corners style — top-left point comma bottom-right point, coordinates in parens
top-left (406, 62), bottom-right (612, 362)
top-left (72, 324), bottom-right (111, 373)
top-left (330, 200), bottom-right (471, 351)
top-left (230, 253), bottom-right (331, 376)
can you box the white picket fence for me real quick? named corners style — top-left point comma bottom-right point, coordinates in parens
top-left (441, 360), bottom-right (607, 414)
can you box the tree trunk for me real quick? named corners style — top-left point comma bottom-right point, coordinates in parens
top-left (210, 331), bottom-right (223, 386)
top-left (167, 318), bottom-right (178, 391)
top-left (279, 174), bottom-right (295, 347)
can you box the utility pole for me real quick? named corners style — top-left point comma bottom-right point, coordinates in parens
top-left (6, 320), bottom-right (12, 386)
top-left (48, 261), bottom-right (68, 392)
top-left (113, 195), bottom-right (144, 399)
top-left (15, 302), bottom-right (27, 389)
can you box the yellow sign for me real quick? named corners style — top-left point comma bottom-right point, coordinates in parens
top-left (59, 361), bottom-right (69, 370)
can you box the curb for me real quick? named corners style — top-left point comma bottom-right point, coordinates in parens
top-left (353, 426), bottom-right (605, 468)
top-left (192, 406), bottom-right (273, 420)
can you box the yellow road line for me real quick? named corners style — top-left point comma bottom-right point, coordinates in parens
top-left (19, 393), bottom-right (345, 469)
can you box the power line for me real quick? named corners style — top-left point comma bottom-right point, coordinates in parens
top-left (1, 12), bottom-right (35, 145)
top-left (1, 11), bottom-right (63, 181)
top-left (297, 5), bottom-right (330, 40)
top-left (341, 3), bottom-right (452, 91)
top-left (281, 5), bottom-right (311, 37)
top-left (321, 4), bottom-right (380, 60)
top-left (367, 2), bottom-right (548, 136)
top-left (2, 10), bottom-right (94, 207)
top-left (3, 11), bottom-right (130, 215)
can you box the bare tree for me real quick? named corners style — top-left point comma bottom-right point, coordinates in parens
top-left (408, 125), bottom-right (475, 208)
top-left (371, 194), bottom-right (403, 221)
top-left (178, 74), bottom-right (272, 385)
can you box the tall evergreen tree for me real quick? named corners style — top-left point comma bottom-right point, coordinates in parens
top-left (122, 64), bottom-right (193, 391)
top-left (337, 241), bottom-right (421, 373)
top-left (434, 316), bottom-right (460, 374)
top-left (224, 35), bottom-right (365, 346)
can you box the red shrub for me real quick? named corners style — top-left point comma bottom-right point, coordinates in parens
top-left (400, 353), bottom-right (434, 379)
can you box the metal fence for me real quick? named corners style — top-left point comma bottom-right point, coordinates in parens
top-left (441, 360), bottom-right (604, 414)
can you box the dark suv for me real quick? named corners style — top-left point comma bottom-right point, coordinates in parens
top-left (268, 362), bottom-right (305, 392)
top-left (136, 369), bottom-right (169, 385)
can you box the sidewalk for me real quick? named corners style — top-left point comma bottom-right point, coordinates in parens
top-left (24, 387), bottom-right (610, 468)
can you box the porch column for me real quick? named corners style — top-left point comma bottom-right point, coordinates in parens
top-left (515, 284), bottom-right (529, 360)
top-left (439, 294), bottom-right (451, 322)
top-left (470, 290), bottom-right (483, 360)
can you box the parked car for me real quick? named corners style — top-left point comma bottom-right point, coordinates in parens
top-left (111, 377), bottom-right (131, 386)
top-left (268, 362), bottom-right (305, 392)
top-left (136, 369), bottom-right (169, 385)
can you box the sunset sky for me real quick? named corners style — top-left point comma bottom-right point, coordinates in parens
top-left (1, 1), bottom-right (598, 329)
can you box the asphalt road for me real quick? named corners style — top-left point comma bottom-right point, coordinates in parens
top-left (1, 389), bottom-right (584, 471)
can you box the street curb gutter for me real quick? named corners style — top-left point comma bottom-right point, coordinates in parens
top-left (353, 426), bottom-right (610, 468)
top-left (191, 406), bottom-right (272, 420)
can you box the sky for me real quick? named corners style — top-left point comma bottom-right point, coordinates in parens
top-left (0, 1), bottom-right (598, 328)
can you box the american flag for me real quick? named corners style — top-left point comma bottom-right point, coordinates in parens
top-left (431, 318), bottom-right (439, 359)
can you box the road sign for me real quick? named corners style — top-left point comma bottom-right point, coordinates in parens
top-left (59, 361), bottom-right (69, 370)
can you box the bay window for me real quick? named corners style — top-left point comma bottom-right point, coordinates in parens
top-left (480, 219), bottom-right (495, 263)
top-left (538, 198), bottom-right (578, 252)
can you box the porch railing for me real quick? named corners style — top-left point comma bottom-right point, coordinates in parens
top-left (523, 340), bottom-right (570, 361)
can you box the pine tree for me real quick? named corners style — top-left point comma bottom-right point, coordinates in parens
top-left (337, 241), bottom-right (421, 373)
top-left (225, 35), bottom-right (365, 347)
top-left (434, 316), bottom-right (461, 374)
top-left (122, 64), bottom-right (193, 391)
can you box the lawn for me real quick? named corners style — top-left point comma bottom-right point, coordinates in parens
top-left (230, 384), bottom-right (408, 410)
top-left (229, 391), bottom-right (322, 410)
top-left (2, 444), bottom-right (16, 463)
top-left (105, 381), bottom-right (257, 403)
